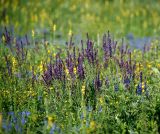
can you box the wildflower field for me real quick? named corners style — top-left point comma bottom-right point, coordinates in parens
top-left (0, 0), bottom-right (160, 134)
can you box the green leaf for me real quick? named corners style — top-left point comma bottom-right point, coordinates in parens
top-left (152, 67), bottom-right (160, 76)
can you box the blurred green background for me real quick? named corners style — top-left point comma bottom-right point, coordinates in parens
top-left (1, 0), bottom-right (160, 37)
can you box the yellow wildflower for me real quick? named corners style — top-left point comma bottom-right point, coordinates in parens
top-left (142, 82), bottom-right (145, 89)
top-left (47, 115), bottom-right (56, 128)
top-left (48, 50), bottom-right (51, 54)
top-left (142, 90), bottom-right (145, 93)
top-left (44, 91), bottom-right (48, 97)
top-left (32, 30), bottom-right (35, 37)
top-left (90, 121), bottom-right (96, 131)
top-left (27, 89), bottom-right (36, 97)
top-left (48, 116), bottom-right (53, 128)
top-left (147, 63), bottom-right (152, 69)
top-left (65, 68), bottom-right (69, 75)
top-left (53, 53), bottom-right (56, 57)
top-left (53, 24), bottom-right (56, 32)
top-left (74, 67), bottom-right (77, 74)
top-left (81, 85), bottom-right (85, 95)
top-left (99, 97), bottom-right (103, 105)
top-left (39, 61), bottom-right (43, 73)
top-left (12, 57), bottom-right (17, 67)
top-left (68, 29), bottom-right (72, 36)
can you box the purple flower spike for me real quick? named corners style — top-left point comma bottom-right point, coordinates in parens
top-left (136, 83), bottom-right (142, 95)
top-left (94, 72), bottom-right (102, 90)
top-left (85, 38), bottom-right (97, 65)
top-left (77, 53), bottom-right (85, 80)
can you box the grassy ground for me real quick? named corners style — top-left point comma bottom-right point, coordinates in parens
top-left (1, 0), bottom-right (160, 37)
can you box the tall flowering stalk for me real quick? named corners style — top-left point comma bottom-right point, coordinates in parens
top-left (103, 31), bottom-right (114, 68)
top-left (107, 31), bottom-right (112, 58)
top-left (65, 51), bottom-right (74, 77)
top-left (85, 38), bottom-right (97, 65)
top-left (42, 64), bottom-right (53, 86)
top-left (4, 55), bottom-right (12, 77)
top-left (42, 54), bottom-right (65, 85)
top-left (94, 72), bottom-right (102, 91)
top-left (15, 40), bottom-right (27, 61)
top-left (81, 40), bottom-right (85, 57)
top-left (77, 53), bottom-right (85, 80)
top-left (53, 55), bottom-right (65, 80)
top-left (3, 27), bottom-right (12, 46)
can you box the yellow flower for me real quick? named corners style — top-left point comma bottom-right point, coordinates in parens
top-left (47, 115), bottom-right (56, 128)
top-left (142, 82), bottom-right (145, 88)
top-left (48, 50), bottom-right (51, 54)
top-left (53, 24), bottom-right (56, 32)
top-left (90, 121), bottom-right (96, 131)
top-left (81, 85), bottom-right (85, 95)
top-left (39, 61), bottom-right (43, 73)
top-left (53, 53), bottom-right (56, 57)
top-left (32, 30), bottom-right (35, 37)
top-left (74, 67), bottom-right (77, 74)
top-left (27, 89), bottom-right (36, 97)
top-left (12, 57), bottom-right (17, 68)
top-left (99, 97), bottom-right (103, 105)
top-left (44, 91), bottom-right (48, 97)
top-left (65, 68), bottom-right (69, 75)
top-left (147, 63), bottom-right (152, 69)
top-left (68, 29), bottom-right (72, 36)
top-left (48, 117), bottom-right (53, 128)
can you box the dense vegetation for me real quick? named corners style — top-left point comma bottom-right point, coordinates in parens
top-left (0, 0), bottom-right (160, 134)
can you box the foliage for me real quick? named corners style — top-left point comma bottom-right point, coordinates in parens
top-left (0, 28), bottom-right (160, 133)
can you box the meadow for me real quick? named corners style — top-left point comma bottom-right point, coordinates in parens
top-left (0, 0), bottom-right (160, 134)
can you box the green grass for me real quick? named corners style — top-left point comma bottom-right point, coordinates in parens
top-left (1, 0), bottom-right (160, 37)
top-left (0, 31), bottom-right (160, 133)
